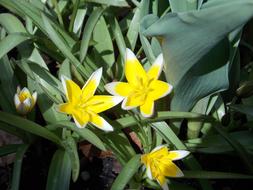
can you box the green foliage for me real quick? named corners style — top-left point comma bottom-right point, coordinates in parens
top-left (0, 0), bottom-right (253, 189)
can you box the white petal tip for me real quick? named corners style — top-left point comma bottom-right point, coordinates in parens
top-left (91, 68), bottom-right (103, 85)
top-left (170, 150), bottom-right (190, 161)
top-left (14, 94), bottom-right (20, 107)
top-left (155, 54), bottom-right (164, 66)
top-left (32, 92), bottom-right (38, 102)
top-left (112, 96), bottom-right (124, 105)
top-left (104, 82), bottom-right (119, 96)
top-left (125, 48), bottom-right (136, 61)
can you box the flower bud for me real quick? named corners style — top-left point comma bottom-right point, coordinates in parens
top-left (14, 86), bottom-right (37, 115)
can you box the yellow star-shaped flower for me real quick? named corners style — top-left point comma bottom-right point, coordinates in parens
top-left (105, 48), bottom-right (173, 117)
top-left (141, 145), bottom-right (190, 190)
top-left (57, 68), bottom-right (123, 131)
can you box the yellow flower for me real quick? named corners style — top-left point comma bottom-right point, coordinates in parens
top-left (105, 48), bottom-right (173, 117)
top-left (14, 86), bottom-right (37, 115)
top-left (57, 68), bottom-right (123, 131)
top-left (141, 145), bottom-right (190, 190)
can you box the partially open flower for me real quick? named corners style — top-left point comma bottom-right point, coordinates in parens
top-left (141, 145), bottom-right (190, 190)
top-left (14, 87), bottom-right (37, 115)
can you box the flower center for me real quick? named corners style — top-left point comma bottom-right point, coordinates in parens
top-left (131, 77), bottom-right (155, 103)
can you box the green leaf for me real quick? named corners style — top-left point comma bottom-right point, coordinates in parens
top-left (11, 144), bottom-right (29, 190)
top-left (0, 33), bottom-right (30, 60)
top-left (80, 6), bottom-right (105, 63)
top-left (186, 131), bottom-right (253, 154)
top-left (92, 16), bottom-right (115, 70)
top-left (111, 154), bottom-right (141, 190)
top-left (0, 56), bottom-right (18, 113)
top-left (141, 0), bottom-right (253, 111)
top-left (62, 131), bottom-right (80, 182)
top-left (183, 170), bottom-right (253, 179)
top-left (115, 111), bottom-right (209, 129)
top-left (46, 149), bottom-right (71, 190)
top-left (169, 0), bottom-right (197, 12)
top-left (0, 144), bottom-right (21, 157)
top-left (0, 13), bottom-right (26, 33)
top-left (0, 111), bottom-right (62, 146)
top-left (41, 13), bottom-right (89, 79)
top-left (83, 0), bottom-right (130, 7)
top-left (46, 121), bottom-right (106, 151)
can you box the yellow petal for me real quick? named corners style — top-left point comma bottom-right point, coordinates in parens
top-left (81, 68), bottom-right (102, 102)
top-left (90, 113), bottom-right (113, 131)
top-left (121, 93), bottom-right (144, 110)
top-left (19, 87), bottom-right (32, 102)
top-left (149, 80), bottom-right (173, 100)
top-left (168, 150), bottom-right (190, 161)
top-left (56, 103), bottom-right (74, 114)
top-left (125, 48), bottom-right (147, 85)
top-left (86, 95), bottom-right (123, 113)
top-left (160, 160), bottom-right (184, 177)
top-left (156, 175), bottom-right (167, 189)
top-left (147, 54), bottom-right (164, 80)
top-left (140, 100), bottom-right (154, 117)
top-left (61, 76), bottom-right (81, 103)
top-left (31, 92), bottom-right (37, 108)
top-left (72, 111), bottom-right (90, 128)
top-left (105, 82), bottom-right (133, 97)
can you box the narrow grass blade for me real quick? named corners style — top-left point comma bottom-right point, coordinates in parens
top-left (0, 111), bottom-right (62, 146)
top-left (46, 121), bottom-right (106, 151)
top-left (111, 154), bottom-right (141, 190)
top-left (11, 144), bottom-right (29, 190)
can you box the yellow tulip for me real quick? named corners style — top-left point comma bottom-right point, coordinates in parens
top-left (141, 145), bottom-right (190, 190)
top-left (14, 87), bottom-right (37, 115)
top-left (56, 68), bottom-right (123, 131)
top-left (105, 48), bottom-right (173, 117)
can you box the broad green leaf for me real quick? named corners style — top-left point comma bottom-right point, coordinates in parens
top-left (0, 144), bottom-right (21, 157)
top-left (0, 13), bottom-right (26, 33)
top-left (83, 0), bottom-right (129, 7)
top-left (183, 170), bottom-right (253, 179)
top-left (46, 121), bottom-right (106, 151)
top-left (111, 154), bottom-right (141, 190)
top-left (0, 111), bottom-right (62, 146)
top-left (141, 0), bottom-right (253, 111)
top-left (92, 16), bottom-right (115, 70)
top-left (46, 149), bottom-right (71, 190)
top-left (80, 6), bottom-right (105, 63)
top-left (169, 0), bottom-right (197, 12)
top-left (11, 144), bottom-right (29, 190)
top-left (0, 33), bottom-right (30, 60)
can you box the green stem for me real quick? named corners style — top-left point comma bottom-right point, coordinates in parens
top-left (52, 0), bottom-right (64, 27)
